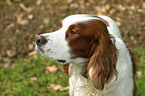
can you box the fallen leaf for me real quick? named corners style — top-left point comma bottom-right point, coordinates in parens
top-left (4, 63), bottom-right (10, 68)
top-left (109, 9), bottom-right (116, 14)
top-left (137, 9), bottom-right (143, 13)
top-left (18, 19), bottom-right (29, 25)
top-left (48, 84), bottom-right (61, 90)
top-left (36, 0), bottom-right (42, 5)
top-left (28, 44), bottom-right (34, 50)
top-left (118, 4), bottom-right (126, 11)
top-left (28, 14), bottom-right (34, 20)
top-left (60, 86), bottom-right (69, 91)
top-left (116, 21), bottom-right (121, 26)
top-left (6, 0), bottom-right (12, 5)
top-left (3, 57), bottom-right (12, 64)
top-left (15, 13), bottom-right (23, 23)
top-left (130, 36), bottom-right (134, 40)
top-left (67, 0), bottom-right (73, 3)
top-left (101, 7), bottom-right (106, 13)
top-left (48, 84), bottom-right (69, 91)
top-left (6, 50), bottom-right (17, 57)
top-left (136, 71), bottom-right (142, 78)
top-left (15, 29), bottom-right (20, 33)
top-left (70, 3), bottom-right (79, 8)
top-left (105, 4), bottom-right (110, 10)
top-left (39, 25), bottom-right (44, 29)
top-left (143, 2), bottom-right (145, 8)
top-left (133, 40), bottom-right (137, 44)
top-left (43, 18), bottom-right (50, 25)
top-left (4, 23), bottom-right (15, 32)
top-left (46, 65), bottom-right (57, 72)
top-left (130, 5), bottom-right (136, 10)
top-left (28, 50), bottom-right (37, 56)
top-left (19, 3), bottom-right (33, 12)
top-left (30, 77), bottom-right (37, 81)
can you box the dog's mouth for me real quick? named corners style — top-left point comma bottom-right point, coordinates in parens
top-left (57, 59), bottom-right (68, 64)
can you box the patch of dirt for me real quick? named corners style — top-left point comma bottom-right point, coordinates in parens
top-left (0, 0), bottom-right (145, 61)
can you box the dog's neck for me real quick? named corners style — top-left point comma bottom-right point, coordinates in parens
top-left (70, 57), bottom-right (89, 66)
top-left (69, 57), bottom-right (89, 78)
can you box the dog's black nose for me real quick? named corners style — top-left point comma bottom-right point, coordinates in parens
top-left (36, 35), bottom-right (47, 46)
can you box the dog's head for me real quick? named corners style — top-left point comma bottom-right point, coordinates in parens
top-left (35, 14), bottom-right (102, 64)
top-left (35, 14), bottom-right (118, 89)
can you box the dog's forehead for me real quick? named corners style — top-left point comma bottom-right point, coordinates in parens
top-left (62, 14), bottom-right (98, 26)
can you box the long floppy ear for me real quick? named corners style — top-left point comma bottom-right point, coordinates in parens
top-left (88, 20), bottom-right (118, 90)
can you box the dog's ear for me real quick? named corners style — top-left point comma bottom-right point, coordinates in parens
top-left (88, 20), bottom-right (118, 90)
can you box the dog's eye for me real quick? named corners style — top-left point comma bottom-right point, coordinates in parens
top-left (70, 30), bottom-right (77, 35)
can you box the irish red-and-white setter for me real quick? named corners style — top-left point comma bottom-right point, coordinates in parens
top-left (35, 14), bottom-right (136, 96)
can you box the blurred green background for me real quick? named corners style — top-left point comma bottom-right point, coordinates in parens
top-left (0, 0), bottom-right (144, 96)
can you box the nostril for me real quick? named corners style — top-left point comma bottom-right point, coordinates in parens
top-left (36, 35), bottom-right (47, 46)
top-left (37, 39), bottom-right (41, 43)
top-left (37, 39), bottom-right (41, 46)
top-left (40, 36), bottom-right (47, 44)
top-left (36, 38), bottom-right (41, 46)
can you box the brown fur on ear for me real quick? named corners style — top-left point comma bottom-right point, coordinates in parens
top-left (88, 21), bottom-right (118, 90)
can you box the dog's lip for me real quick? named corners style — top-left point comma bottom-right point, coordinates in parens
top-left (57, 59), bottom-right (68, 64)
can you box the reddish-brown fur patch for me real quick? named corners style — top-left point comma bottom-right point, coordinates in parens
top-left (62, 64), bottom-right (69, 75)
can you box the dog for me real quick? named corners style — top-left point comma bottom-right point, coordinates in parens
top-left (35, 14), bottom-right (136, 96)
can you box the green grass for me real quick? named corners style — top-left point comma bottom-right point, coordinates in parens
top-left (0, 55), bottom-right (69, 96)
top-left (0, 47), bottom-right (145, 96)
top-left (134, 46), bottom-right (145, 96)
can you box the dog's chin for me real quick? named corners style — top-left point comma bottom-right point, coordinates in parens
top-left (35, 45), bottom-right (69, 64)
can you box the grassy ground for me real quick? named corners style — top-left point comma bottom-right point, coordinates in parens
top-left (134, 46), bottom-right (145, 96)
top-left (0, 55), bottom-right (69, 96)
top-left (0, 47), bottom-right (145, 96)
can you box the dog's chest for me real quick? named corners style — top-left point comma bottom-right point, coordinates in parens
top-left (68, 64), bottom-right (101, 96)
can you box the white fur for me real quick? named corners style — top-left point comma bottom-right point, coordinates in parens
top-left (35, 14), bottom-right (134, 96)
